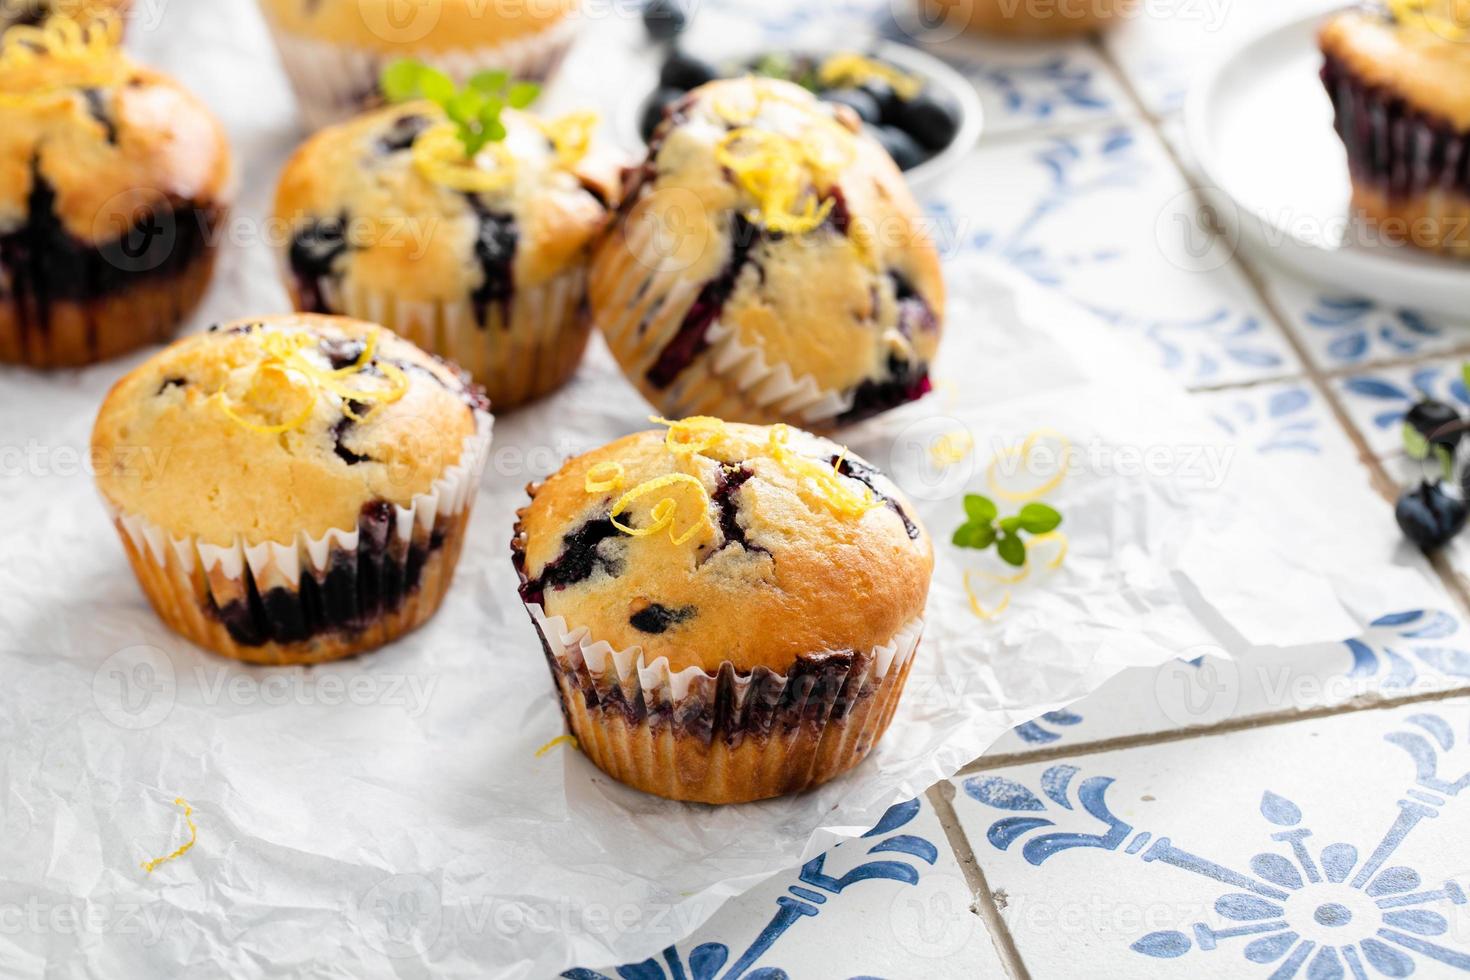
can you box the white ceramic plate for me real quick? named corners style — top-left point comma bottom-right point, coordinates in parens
top-left (1185, 8), bottom-right (1470, 318)
top-left (614, 40), bottom-right (983, 194)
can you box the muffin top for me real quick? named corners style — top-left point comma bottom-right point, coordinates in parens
top-left (0, 18), bottom-right (231, 241)
top-left (1, 1), bottom-right (129, 33)
top-left (1322, 4), bottom-right (1470, 129)
top-left (93, 314), bottom-right (489, 548)
top-left (274, 101), bottom-right (617, 307)
top-left (604, 77), bottom-right (945, 423)
top-left (514, 418), bottom-right (933, 674)
top-left (257, 0), bottom-right (578, 53)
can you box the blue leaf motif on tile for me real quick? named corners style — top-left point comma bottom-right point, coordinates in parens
top-left (1302, 294), bottom-right (1444, 364)
top-left (1361, 938), bottom-right (1416, 977)
top-left (1216, 894), bottom-right (1285, 920)
top-left (1342, 377), bottom-right (1411, 401)
top-left (1268, 388), bottom-right (1310, 417)
top-left (1250, 853), bottom-right (1303, 890)
top-left (1384, 909), bottom-right (1449, 935)
top-left (861, 798), bottom-right (920, 837)
top-left (1260, 791), bottom-right (1302, 826)
top-left (988, 816), bottom-right (1054, 850)
top-left (866, 835), bottom-right (939, 865)
top-left (1132, 931), bottom-right (1192, 958)
top-left (1041, 764), bottom-right (1080, 809)
top-left (964, 776), bottom-right (1046, 811)
top-left (1245, 931), bottom-right (1300, 963)
top-left (1342, 609), bottom-right (1467, 688)
top-left (957, 53), bottom-right (1116, 121)
top-left (1012, 709), bottom-right (1084, 745)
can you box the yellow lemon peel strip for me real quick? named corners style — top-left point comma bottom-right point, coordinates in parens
top-left (652, 415), bottom-right (728, 457)
top-left (538, 110), bottom-right (599, 168)
top-left (0, 14), bottom-right (126, 105)
top-left (534, 734), bottom-right (579, 758)
top-left (930, 430), bottom-right (974, 467)
top-left (766, 424), bottom-right (879, 520)
top-left (611, 473), bottom-right (713, 546)
top-left (818, 52), bottom-right (923, 101)
top-left (985, 428), bottom-right (1072, 503)
top-left (1386, 0), bottom-right (1470, 39)
top-left (140, 797), bottom-right (196, 874)
top-left (1028, 531), bottom-right (1069, 570)
top-left (585, 461), bottom-right (626, 494)
top-left (963, 571), bottom-right (1011, 622)
top-left (413, 123), bottom-right (517, 193)
top-left (714, 127), bottom-right (850, 235)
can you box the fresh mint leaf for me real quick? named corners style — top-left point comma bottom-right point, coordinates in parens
top-left (998, 515), bottom-right (1021, 534)
top-left (469, 69), bottom-right (510, 93)
top-left (380, 60), bottom-right (424, 103)
top-left (508, 81), bottom-right (541, 109)
top-left (964, 494), bottom-right (997, 524)
top-left (997, 533), bottom-right (1026, 567)
top-left (952, 522), bottom-right (995, 550)
top-left (1018, 502), bottom-right (1062, 534)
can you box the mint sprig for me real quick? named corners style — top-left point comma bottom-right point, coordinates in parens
top-left (952, 494), bottom-right (1062, 567)
top-left (380, 60), bottom-right (540, 157)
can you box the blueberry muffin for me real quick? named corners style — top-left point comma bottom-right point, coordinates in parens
top-left (512, 417), bottom-right (931, 803)
top-left (1321, 3), bottom-right (1470, 258)
top-left (0, 1), bottom-right (130, 34)
top-left (591, 78), bottom-right (945, 430)
top-left (914, 0), bottom-right (1133, 37)
top-left (274, 102), bottom-right (618, 410)
top-left (92, 314), bottom-right (492, 665)
top-left (0, 17), bottom-right (232, 367)
top-left (258, 0), bottom-right (580, 128)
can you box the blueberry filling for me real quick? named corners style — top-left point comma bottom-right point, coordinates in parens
top-left (517, 516), bottom-right (624, 607)
top-left (629, 602), bottom-right (696, 634)
top-left (890, 272), bottom-right (938, 337)
top-left (466, 199), bottom-right (518, 327)
top-left (836, 353), bottom-right (932, 426)
top-left (155, 376), bottom-right (186, 395)
top-left (81, 88), bottom-right (118, 144)
top-left (330, 416), bottom-right (371, 465)
top-left (0, 168), bottom-right (217, 347)
top-left (288, 215), bottom-right (350, 314)
top-left (318, 335), bottom-right (366, 370)
top-left (1321, 52), bottom-right (1470, 199)
top-left (711, 463), bottom-right (761, 552)
top-left (829, 453), bottom-right (920, 540)
top-left (375, 113), bottom-right (431, 154)
top-left (824, 185), bottom-right (853, 237)
top-left (646, 213), bottom-right (760, 388)
top-left (206, 500), bottom-right (447, 647)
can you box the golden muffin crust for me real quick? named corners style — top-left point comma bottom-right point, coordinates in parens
top-left (257, 0), bottom-right (579, 53)
top-left (0, 1), bottom-right (130, 32)
top-left (514, 420), bottom-right (933, 675)
top-left (1321, 7), bottom-right (1470, 130)
top-left (273, 101), bottom-right (616, 302)
top-left (591, 77), bottom-right (944, 424)
top-left (93, 314), bottom-right (488, 548)
top-left (0, 22), bottom-right (231, 239)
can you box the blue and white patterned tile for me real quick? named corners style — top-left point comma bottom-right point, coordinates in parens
top-left (1263, 273), bottom-right (1469, 374)
top-left (1332, 358), bottom-right (1469, 459)
top-left (954, 697), bottom-right (1470, 977)
top-left (571, 796), bottom-right (1008, 979)
top-left (1194, 380), bottom-right (1356, 462)
top-left (926, 120), bottom-right (1297, 388)
top-left (985, 606), bottom-right (1470, 757)
top-left (1102, 0), bottom-right (1345, 117)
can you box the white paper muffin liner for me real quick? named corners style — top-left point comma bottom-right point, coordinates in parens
top-left (593, 219), bottom-right (854, 427)
top-left (524, 598), bottom-right (923, 803)
top-left (264, 17), bottom-right (579, 130)
top-left (302, 268), bottom-right (589, 410)
top-left (105, 411), bottom-right (491, 664)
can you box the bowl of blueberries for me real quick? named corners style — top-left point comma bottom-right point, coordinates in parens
top-left (623, 39), bottom-right (983, 192)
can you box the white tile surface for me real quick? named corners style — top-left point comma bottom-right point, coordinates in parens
top-left (954, 698), bottom-right (1470, 976)
top-left (574, 796), bottom-right (1010, 978)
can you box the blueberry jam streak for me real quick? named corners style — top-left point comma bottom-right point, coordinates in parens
top-left (629, 603), bottom-right (696, 634)
top-left (206, 500), bottom-right (448, 647)
top-left (646, 213), bottom-right (761, 388)
top-left (830, 453), bottom-right (920, 540)
top-left (711, 463), bottom-right (760, 552)
top-left (836, 353), bottom-right (932, 426)
top-left (516, 516), bottom-right (624, 607)
top-left (81, 88), bottom-right (118, 144)
top-left (287, 215), bottom-right (350, 314)
top-left (330, 416), bottom-right (370, 465)
top-left (466, 199), bottom-right (517, 327)
top-left (375, 113), bottom-right (432, 155)
top-left (1321, 52), bottom-right (1470, 199)
top-left (890, 272), bottom-right (938, 337)
top-left (318, 335), bottom-right (366, 370)
top-left (0, 169), bottom-right (217, 348)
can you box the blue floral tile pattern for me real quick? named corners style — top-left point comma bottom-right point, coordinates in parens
top-left (928, 122), bottom-right (1296, 388)
top-left (1263, 273), bottom-right (1463, 372)
top-left (572, 797), bottom-right (1006, 978)
top-left (1197, 381), bottom-right (1346, 458)
top-left (953, 700), bottom-right (1470, 977)
top-left (1332, 358), bottom-right (1470, 458)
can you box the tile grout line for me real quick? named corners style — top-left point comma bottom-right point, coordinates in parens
top-left (1090, 29), bottom-right (1470, 615)
top-left (926, 782), bottom-right (1033, 980)
top-left (960, 680), bottom-right (1470, 774)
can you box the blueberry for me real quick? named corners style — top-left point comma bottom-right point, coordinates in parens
top-left (820, 87), bottom-right (881, 124)
top-left (1404, 397), bottom-right (1463, 457)
top-left (1396, 481), bottom-right (1467, 550)
top-left (640, 86), bottom-right (684, 142)
top-left (868, 124), bottom-right (926, 171)
top-left (903, 90), bottom-right (960, 151)
top-left (642, 0), bottom-right (687, 41)
top-left (861, 80), bottom-right (903, 125)
top-left (660, 49), bottom-right (718, 90)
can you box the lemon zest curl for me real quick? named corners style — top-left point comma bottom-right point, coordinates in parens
top-left (413, 122), bottom-right (518, 192)
top-left (818, 52), bottom-right (923, 101)
top-left (611, 473), bottom-right (713, 546)
top-left (584, 461), bottom-right (625, 493)
top-left (140, 796), bottom-right (197, 874)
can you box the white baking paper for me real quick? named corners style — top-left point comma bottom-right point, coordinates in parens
top-left (0, 1), bottom-right (1451, 976)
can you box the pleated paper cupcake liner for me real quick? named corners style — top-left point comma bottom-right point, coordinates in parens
top-left (263, 17), bottom-right (578, 130)
top-left (104, 411), bottom-right (491, 665)
top-left (1322, 51), bottom-right (1470, 258)
top-left (524, 599), bottom-right (923, 804)
top-left (297, 268), bottom-right (590, 411)
top-left (591, 221), bottom-right (853, 428)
